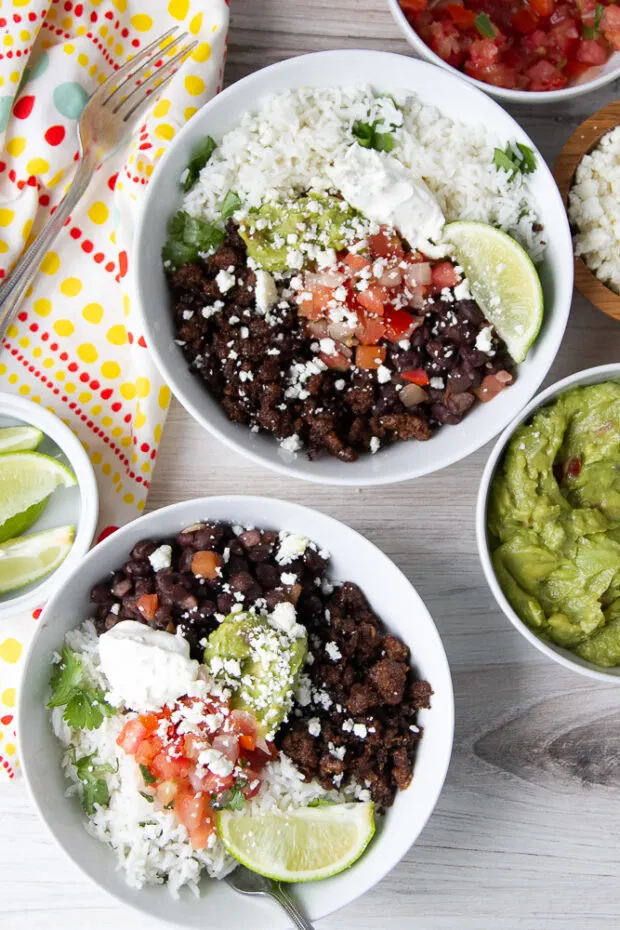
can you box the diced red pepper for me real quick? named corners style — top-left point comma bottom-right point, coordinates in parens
top-left (402, 368), bottom-right (429, 386)
top-left (137, 593), bottom-right (158, 622)
top-left (512, 8), bottom-right (540, 34)
top-left (356, 345), bottom-right (387, 370)
top-left (383, 307), bottom-right (416, 342)
top-left (356, 283), bottom-right (388, 316)
top-left (368, 229), bottom-right (405, 261)
top-left (529, 0), bottom-right (556, 16)
top-left (446, 3), bottom-right (477, 29)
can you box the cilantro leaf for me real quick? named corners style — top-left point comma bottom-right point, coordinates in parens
top-left (475, 12), bottom-right (496, 38)
top-left (139, 791), bottom-right (155, 802)
top-left (515, 143), bottom-right (537, 174)
top-left (210, 786), bottom-right (246, 811)
top-left (162, 210), bottom-right (226, 269)
top-left (73, 753), bottom-right (116, 815)
top-left (493, 148), bottom-right (518, 176)
top-left (64, 687), bottom-right (115, 731)
top-left (220, 190), bottom-right (241, 221)
top-left (493, 143), bottom-right (537, 179)
top-left (307, 797), bottom-right (334, 808)
top-left (140, 764), bottom-right (156, 786)
top-left (352, 120), bottom-right (396, 153)
top-left (374, 131), bottom-right (396, 153)
top-left (48, 648), bottom-right (83, 707)
top-left (183, 135), bottom-right (217, 193)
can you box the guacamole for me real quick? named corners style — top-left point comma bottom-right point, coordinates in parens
top-left (204, 611), bottom-right (307, 737)
top-left (488, 381), bottom-right (620, 667)
top-left (239, 193), bottom-right (361, 272)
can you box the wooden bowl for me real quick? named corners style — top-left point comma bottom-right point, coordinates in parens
top-left (553, 100), bottom-right (620, 322)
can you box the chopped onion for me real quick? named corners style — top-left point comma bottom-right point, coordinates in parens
top-left (400, 383), bottom-right (428, 407)
top-left (495, 369), bottom-right (513, 384)
top-left (306, 320), bottom-right (329, 339)
top-left (379, 267), bottom-right (403, 288)
top-left (305, 270), bottom-right (346, 289)
top-left (328, 321), bottom-right (357, 344)
top-left (404, 263), bottom-right (432, 288)
top-left (406, 287), bottom-right (427, 310)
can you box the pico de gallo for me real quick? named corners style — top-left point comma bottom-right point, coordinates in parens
top-left (116, 695), bottom-right (272, 850)
top-left (399, 0), bottom-right (620, 92)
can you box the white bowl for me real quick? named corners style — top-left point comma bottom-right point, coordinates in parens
top-left (18, 495), bottom-right (454, 929)
top-left (134, 49), bottom-right (574, 487)
top-left (388, 0), bottom-right (620, 105)
top-left (476, 363), bottom-right (620, 683)
top-left (0, 394), bottom-right (98, 621)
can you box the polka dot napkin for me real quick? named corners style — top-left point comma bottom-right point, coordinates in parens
top-left (0, 0), bottom-right (229, 781)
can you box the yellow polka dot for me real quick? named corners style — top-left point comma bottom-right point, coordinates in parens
top-left (121, 436), bottom-right (131, 448)
top-left (168, 0), bottom-right (189, 19)
top-left (120, 382), bottom-right (136, 400)
top-left (42, 359), bottom-right (53, 370)
top-left (101, 360), bottom-right (121, 379)
top-left (155, 147), bottom-right (166, 159)
top-left (34, 298), bottom-right (52, 317)
top-left (131, 452), bottom-right (138, 464)
top-left (18, 337), bottom-right (30, 349)
top-left (48, 169), bottom-right (64, 188)
top-left (137, 500), bottom-right (145, 512)
top-left (102, 462), bottom-right (111, 476)
top-left (115, 43), bottom-right (124, 56)
top-left (77, 343), bottom-right (98, 364)
top-left (40, 252), bottom-right (60, 275)
top-left (53, 319), bottom-right (74, 338)
top-left (153, 99), bottom-right (170, 118)
top-left (102, 416), bottom-right (113, 429)
top-left (65, 383), bottom-right (75, 394)
top-left (9, 71), bottom-right (20, 84)
top-left (184, 106), bottom-right (197, 122)
top-left (0, 240), bottom-right (8, 254)
top-left (91, 404), bottom-right (102, 416)
top-left (107, 35), bottom-right (114, 48)
top-left (136, 376), bottom-right (150, 398)
top-left (26, 157), bottom-right (49, 176)
top-left (3, 35), bottom-right (14, 48)
top-left (141, 461), bottom-right (151, 474)
top-left (192, 42), bottom-right (211, 63)
top-left (107, 325), bottom-right (127, 346)
top-left (78, 52), bottom-right (88, 66)
top-left (109, 230), bottom-right (116, 245)
top-left (6, 137), bottom-right (25, 157)
top-left (184, 75), bottom-right (204, 97)
top-left (18, 384), bottom-right (30, 396)
top-left (60, 277), bottom-right (82, 297)
top-left (122, 295), bottom-right (131, 319)
top-left (130, 13), bottom-right (153, 31)
top-left (63, 42), bottom-right (75, 54)
top-left (6, 325), bottom-right (18, 339)
top-left (189, 12), bottom-right (203, 34)
top-left (5, 743), bottom-right (15, 756)
top-left (0, 208), bottom-right (15, 227)
top-left (88, 201), bottom-right (109, 225)
top-left (19, 29), bottom-right (30, 42)
top-left (155, 123), bottom-right (174, 141)
top-left (33, 347), bottom-right (42, 359)
top-left (97, 73), bottom-right (106, 85)
top-left (0, 639), bottom-right (22, 664)
top-left (55, 371), bottom-right (65, 382)
top-left (79, 391), bottom-right (92, 404)
top-left (89, 64), bottom-right (98, 76)
top-left (123, 492), bottom-right (135, 505)
top-left (22, 219), bottom-right (32, 242)
top-left (134, 411), bottom-right (147, 429)
top-left (82, 302), bottom-right (103, 324)
top-left (158, 385), bottom-right (171, 410)
top-left (137, 159), bottom-right (144, 172)
top-left (99, 25), bottom-right (108, 38)
top-left (113, 0), bottom-right (127, 11)
top-left (2, 688), bottom-right (15, 708)
top-left (91, 451), bottom-right (102, 465)
top-left (112, 471), bottom-right (121, 484)
top-left (146, 165), bottom-right (153, 178)
top-left (112, 426), bottom-right (123, 439)
top-left (7, 374), bottom-right (18, 385)
top-left (154, 423), bottom-right (163, 443)
top-left (0, 364), bottom-right (6, 376)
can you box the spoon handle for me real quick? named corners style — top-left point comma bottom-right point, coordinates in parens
top-left (269, 883), bottom-right (316, 930)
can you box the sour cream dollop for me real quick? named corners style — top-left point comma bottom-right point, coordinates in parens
top-left (327, 147), bottom-right (445, 255)
top-left (98, 620), bottom-right (199, 713)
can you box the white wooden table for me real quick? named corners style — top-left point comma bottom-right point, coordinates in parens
top-left (2, 3), bottom-right (620, 928)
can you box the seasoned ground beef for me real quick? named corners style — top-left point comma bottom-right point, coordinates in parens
top-left (167, 223), bottom-right (514, 462)
top-left (278, 580), bottom-right (432, 812)
top-left (89, 522), bottom-right (431, 811)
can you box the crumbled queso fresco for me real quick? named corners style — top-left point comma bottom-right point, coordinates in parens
top-left (569, 125), bottom-right (620, 296)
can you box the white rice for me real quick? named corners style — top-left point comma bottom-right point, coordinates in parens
top-left (183, 84), bottom-right (546, 262)
top-left (51, 622), bottom-right (338, 897)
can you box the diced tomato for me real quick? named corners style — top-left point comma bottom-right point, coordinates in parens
top-left (116, 718), bottom-right (147, 754)
top-left (312, 284), bottom-right (335, 316)
top-left (602, 6), bottom-right (620, 50)
top-left (139, 713), bottom-right (160, 735)
top-left (189, 818), bottom-right (216, 851)
top-left (399, 0), bottom-right (427, 11)
top-left (135, 735), bottom-right (164, 767)
top-left (368, 229), bottom-right (405, 261)
top-left (176, 791), bottom-right (208, 831)
top-left (356, 345), bottom-right (386, 370)
top-left (563, 58), bottom-right (591, 77)
top-left (356, 314), bottom-right (387, 345)
top-left (239, 733), bottom-right (256, 752)
top-left (529, 0), bottom-right (556, 16)
top-left (525, 57), bottom-right (568, 89)
top-left (429, 18), bottom-right (466, 66)
top-left (446, 3), bottom-right (477, 29)
top-left (469, 37), bottom-right (500, 69)
top-left (431, 261), bottom-right (460, 290)
top-left (137, 593), bottom-right (158, 622)
top-left (566, 455), bottom-right (582, 478)
top-left (402, 368), bottom-right (429, 386)
top-left (212, 733), bottom-right (240, 765)
top-left (343, 252), bottom-right (371, 271)
top-left (239, 770), bottom-right (262, 799)
top-left (151, 751), bottom-right (191, 781)
top-left (383, 307), bottom-right (415, 342)
top-left (320, 350), bottom-right (351, 371)
top-left (192, 768), bottom-right (235, 794)
top-left (156, 780), bottom-right (179, 807)
top-left (512, 8), bottom-right (540, 33)
top-left (356, 283), bottom-right (388, 316)
top-left (576, 37), bottom-right (608, 64)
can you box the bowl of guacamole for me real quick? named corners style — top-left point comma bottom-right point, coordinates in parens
top-left (477, 363), bottom-right (620, 681)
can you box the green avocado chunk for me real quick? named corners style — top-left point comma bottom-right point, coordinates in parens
top-left (204, 612), bottom-right (307, 737)
top-left (488, 381), bottom-right (620, 666)
top-left (238, 193), bottom-right (361, 273)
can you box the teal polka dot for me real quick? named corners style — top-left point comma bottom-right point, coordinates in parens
top-left (30, 52), bottom-right (48, 80)
top-left (53, 82), bottom-right (88, 120)
top-left (0, 97), bottom-right (12, 133)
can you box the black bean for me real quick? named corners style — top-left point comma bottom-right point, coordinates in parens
top-left (228, 539), bottom-right (245, 556)
top-left (255, 563), bottom-right (280, 588)
top-left (123, 559), bottom-right (152, 578)
top-left (265, 589), bottom-right (287, 611)
top-left (430, 403), bottom-right (461, 425)
top-left (229, 572), bottom-right (262, 600)
top-left (104, 614), bottom-right (121, 631)
top-left (455, 299), bottom-right (485, 326)
top-left (134, 577), bottom-right (155, 596)
top-left (304, 548), bottom-right (327, 574)
top-left (247, 542), bottom-right (274, 563)
top-left (238, 529), bottom-right (261, 548)
top-left (228, 555), bottom-right (249, 574)
top-left (90, 583), bottom-right (112, 604)
top-left (111, 575), bottom-right (133, 598)
top-left (131, 540), bottom-right (157, 561)
top-left (217, 593), bottom-right (235, 614)
top-left (178, 548), bottom-right (195, 573)
top-left (447, 368), bottom-right (474, 393)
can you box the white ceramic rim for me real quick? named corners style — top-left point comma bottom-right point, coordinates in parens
top-left (0, 393), bottom-right (99, 621)
top-left (18, 494), bottom-right (454, 928)
top-left (134, 48), bottom-right (573, 487)
top-left (387, 0), bottom-right (620, 104)
top-left (476, 363), bottom-right (620, 683)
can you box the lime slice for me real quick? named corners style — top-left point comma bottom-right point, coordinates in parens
top-left (0, 524), bottom-right (75, 594)
top-left (218, 802), bottom-right (375, 883)
top-left (443, 221), bottom-right (544, 364)
top-left (0, 452), bottom-right (76, 544)
top-left (0, 426), bottom-right (43, 454)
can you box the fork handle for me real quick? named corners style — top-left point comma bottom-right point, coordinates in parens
top-left (269, 884), bottom-right (316, 930)
top-left (0, 153), bottom-right (97, 343)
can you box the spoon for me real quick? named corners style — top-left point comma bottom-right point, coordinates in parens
top-left (226, 865), bottom-right (316, 930)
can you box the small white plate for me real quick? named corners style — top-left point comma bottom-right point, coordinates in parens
top-left (0, 394), bottom-right (98, 620)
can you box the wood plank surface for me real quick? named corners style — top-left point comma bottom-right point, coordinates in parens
top-left (1, 3), bottom-right (619, 929)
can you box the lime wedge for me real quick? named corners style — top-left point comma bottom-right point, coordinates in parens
top-left (0, 426), bottom-right (43, 454)
top-left (443, 221), bottom-right (544, 363)
top-left (0, 524), bottom-right (75, 594)
top-left (0, 452), bottom-right (76, 544)
top-left (218, 802), bottom-right (375, 883)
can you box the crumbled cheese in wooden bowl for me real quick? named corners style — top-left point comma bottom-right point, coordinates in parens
top-left (569, 125), bottom-right (620, 296)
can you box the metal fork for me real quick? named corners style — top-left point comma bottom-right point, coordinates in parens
top-left (0, 26), bottom-right (197, 342)
top-left (226, 866), bottom-right (316, 930)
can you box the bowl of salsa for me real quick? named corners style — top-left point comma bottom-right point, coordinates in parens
top-left (389, 0), bottom-right (620, 102)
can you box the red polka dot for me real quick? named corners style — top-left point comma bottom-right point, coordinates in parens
top-left (79, 373), bottom-right (89, 383)
top-left (28, 12), bottom-right (37, 22)
top-left (39, 194), bottom-right (50, 206)
top-left (68, 362), bottom-right (78, 373)
top-left (6, 51), bottom-right (13, 59)
top-left (105, 261), bottom-right (115, 273)
top-left (13, 95), bottom-right (34, 119)
top-left (90, 379), bottom-right (100, 390)
top-left (81, 239), bottom-right (93, 253)
top-left (1, 715), bottom-right (13, 726)
top-left (93, 252), bottom-right (104, 263)
top-left (50, 342), bottom-right (58, 351)
top-left (111, 402), bottom-right (121, 413)
top-left (0, 162), bottom-right (5, 172)
top-left (118, 251), bottom-right (128, 278)
top-left (12, 13), bottom-right (21, 23)
top-left (8, 170), bottom-right (16, 182)
top-left (90, 11), bottom-right (98, 22)
top-left (132, 38), bottom-right (140, 47)
top-left (97, 525), bottom-right (118, 544)
top-left (0, 18), bottom-right (6, 28)
top-left (107, 172), bottom-right (118, 191)
top-left (27, 175), bottom-right (37, 187)
top-left (101, 388), bottom-right (113, 400)
top-left (105, 10), bottom-right (113, 19)
top-left (44, 125), bottom-right (65, 147)
top-left (74, 3), bottom-right (84, 15)
top-left (137, 336), bottom-right (147, 348)
top-left (70, 227), bottom-right (81, 239)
